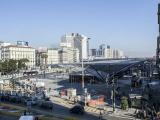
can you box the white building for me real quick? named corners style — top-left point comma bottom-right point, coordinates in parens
top-left (47, 48), bottom-right (59, 64)
top-left (104, 48), bottom-right (113, 59)
top-left (119, 50), bottom-right (125, 58)
top-left (59, 47), bottom-right (79, 63)
top-left (105, 48), bottom-right (124, 59)
top-left (0, 41), bottom-right (11, 60)
top-left (1, 45), bottom-right (35, 68)
top-left (60, 33), bottom-right (89, 60)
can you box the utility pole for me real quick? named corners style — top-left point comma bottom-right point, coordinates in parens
top-left (82, 58), bottom-right (84, 89)
top-left (149, 63), bottom-right (152, 83)
top-left (112, 73), bottom-right (115, 112)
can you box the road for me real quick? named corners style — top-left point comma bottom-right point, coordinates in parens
top-left (4, 73), bottom-right (136, 120)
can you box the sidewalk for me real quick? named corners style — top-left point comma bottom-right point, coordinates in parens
top-left (105, 107), bottom-right (139, 120)
top-left (52, 96), bottom-right (139, 120)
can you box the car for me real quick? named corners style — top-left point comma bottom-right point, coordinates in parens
top-left (70, 105), bottom-right (84, 115)
top-left (25, 99), bottom-right (37, 106)
top-left (39, 101), bottom-right (53, 110)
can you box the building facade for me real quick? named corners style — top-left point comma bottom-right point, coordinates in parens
top-left (104, 47), bottom-right (113, 59)
top-left (35, 50), bottom-right (47, 67)
top-left (0, 41), bottom-right (11, 60)
top-left (60, 33), bottom-right (89, 60)
top-left (97, 44), bottom-right (105, 57)
top-left (59, 47), bottom-right (79, 63)
top-left (90, 49), bottom-right (97, 57)
top-left (88, 44), bottom-right (125, 59)
top-left (1, 45), bottom-right (35, 68)
top-left (47, 48), bottom-right (59, 64)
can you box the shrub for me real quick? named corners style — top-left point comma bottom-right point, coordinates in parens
top-left (64, 117), bottom-right (78, 120)
top-left (121, 96), bottom-right (128, 110)
top-left (10, 97), bottom-right (17, 103)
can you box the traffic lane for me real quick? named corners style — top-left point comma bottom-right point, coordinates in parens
top-left (51, 99), bottom-right (100, 120)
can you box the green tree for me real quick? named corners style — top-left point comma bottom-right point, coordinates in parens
top-left (10, 77), bottom-right (16, 90)
top-left (8, 59), bottom-right (17, 73)
top-left (1, 60), bottom-right (11, 73)
top-left (18, 58), bottom-right (29, 70)
top-left (121, 96), bottom-right (128, 110)
top-left (0, 60), bottom-right (2, 72)
top-left (0, 59), bottom-right (17, 74)
top-left (41, 54), bottom-right (48, 68)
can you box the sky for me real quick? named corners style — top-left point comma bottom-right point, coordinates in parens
top-left (0, 0), bottom-right (159, 57)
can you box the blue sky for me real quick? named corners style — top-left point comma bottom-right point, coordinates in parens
top-left (0, 0), bottom-right (159, 57)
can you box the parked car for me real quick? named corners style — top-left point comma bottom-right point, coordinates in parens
top-left (25, 99), bottom-right (37, 106)
top-left (70, 104), bottom-right (84, 115)
top-left (39, 101), bottom-right (53, 110)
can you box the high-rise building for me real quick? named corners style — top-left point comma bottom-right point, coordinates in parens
top-left (90, 49), bottom-right (97, 57)
top-left (60, 33), bottom-right (89, 60)
top-left (97, 44), bottom-right (105, 57)
top-left (1, 44), bottom-right (35, 68)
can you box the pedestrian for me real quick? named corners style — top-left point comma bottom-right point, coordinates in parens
top-left (24, 110), bottom-right (26, 115)
top-left (99, 110), bottom-right (102, 120)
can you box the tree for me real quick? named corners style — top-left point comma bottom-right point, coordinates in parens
top-left (10, 77), bottom-right (16, 90)
top-left (41, 54), bottom-right (48, 69)
top-left (0, 60), bottom-right (2, 72)
top-left (18, 58), bottom-right (29, 70)
top-left (121, 96), bottom-right (128, 110)
top-left (64, 117), bottom-right (78, 120)
top-left (0, 58), bottom-right (29, 75)
top-left (1, 59), bottom-right (17, 74)
top-left (8, 59), bottom-right (17, 73)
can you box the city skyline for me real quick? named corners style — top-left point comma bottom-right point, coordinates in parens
top-left (0, 0), bottom-right (159, 57)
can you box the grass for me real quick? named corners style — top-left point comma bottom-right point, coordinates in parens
top-left (0, 103), bottom-right (25, 111)
top-left (0, 103), bottom-right (25, 117)
top-left (64, 116), bottom-right (79, 120)
top-left (0, 110), bottom-right (21, 117)
top-left (0, 103), bottom-right (63, 120)
top-left (38, 116), bottom-right (62, 120)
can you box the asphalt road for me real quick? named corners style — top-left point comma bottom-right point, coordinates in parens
top-left (0, 115), bottom-right (18, 120)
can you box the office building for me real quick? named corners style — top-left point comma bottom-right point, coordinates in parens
top-left (97, 44), bottom-right (105, 57)
top-left (90, 49), bottom-right (97, 57)
top-left (60, 33), bottom-right (89, 60)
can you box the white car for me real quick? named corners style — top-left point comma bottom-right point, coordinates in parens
top-left (19, 116), bottom-right (36, 120)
